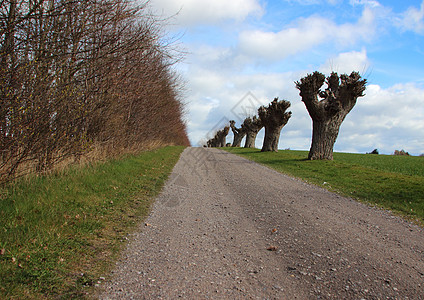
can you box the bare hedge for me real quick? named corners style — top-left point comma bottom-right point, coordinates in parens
top-left (1, 0), bottom-right (189, 181)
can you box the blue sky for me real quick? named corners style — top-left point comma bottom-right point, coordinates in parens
top-left (150, 0), bottom-right (424, 155)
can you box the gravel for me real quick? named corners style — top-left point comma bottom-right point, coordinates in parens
top-left (98, 147), bottom-right (424, 299)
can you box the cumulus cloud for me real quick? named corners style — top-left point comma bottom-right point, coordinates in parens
top-left (338, 83), bottom-right (424, 155)
top-left (150, 0), bottom-right (263, 26)
top-left (237, 7), bottom-right (375, 61)
top-left (320, 49), bottom-right (370, 75)
top-left (397, 1), bottom-right (424, 34)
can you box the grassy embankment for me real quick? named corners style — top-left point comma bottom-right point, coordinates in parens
top-left (0, 146), bottom-right (185, 299)
top-left (224, 148), bottom-right (424, 225)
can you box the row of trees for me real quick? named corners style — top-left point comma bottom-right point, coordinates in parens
top-left (207, 71), bottom-right (367, 160)
top-left (206, 98), bottom-right (292, 152)
top-left (0, 0), bottom-right (189, 181)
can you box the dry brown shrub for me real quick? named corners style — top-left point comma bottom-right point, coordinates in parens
top-left (0, 0), bottom-right (189, 183)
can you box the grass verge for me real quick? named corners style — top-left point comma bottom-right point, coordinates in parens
top-left (223, 148), bottom-right (424, 225)
top-left (0, 146), bottom-right (185, 299)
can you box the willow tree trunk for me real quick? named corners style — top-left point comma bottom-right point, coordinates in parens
top-left (232, 134), bottom-right (245, 147)
top-left (230, 121), bottom-right (246, 147)
top-left (262, 126), bottom-right (283, 152)
top-left (242, 116), bottom-right (263, 148)
top-left (216, 126), bottom-right (229, 147)
top-left (244, 131), bottom-right (258, 148)
top-left (218, 136), bottom-right (226, 147)
top-left (309, 116), bottom-right (344, 160)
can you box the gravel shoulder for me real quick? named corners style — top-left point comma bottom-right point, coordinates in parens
top-left (99, 147), bottom-right (424, 299)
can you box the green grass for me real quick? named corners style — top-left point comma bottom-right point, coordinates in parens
top-left (0, 146), bottom-right (185, 299)
top-left (223, 148), bottom-right (424, 225)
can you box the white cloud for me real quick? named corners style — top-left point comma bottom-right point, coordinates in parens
top-left (320, 49), bottom-right (370, 74)
top-left (349, 0), bottom-right (381, 8)
top-left (189, 69), bottom-right (228, 95)
top-left (238, 8), bottom-right (375, 61)
top-left (150, 0), bottom-right (263, 26)
top-left (338, 83), bottom-right (424, 155)
top-left (397, 1), bottom-right (424, 34)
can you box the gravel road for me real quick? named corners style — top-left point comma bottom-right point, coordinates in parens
top-left (99, 147), bottom-right (424, 299)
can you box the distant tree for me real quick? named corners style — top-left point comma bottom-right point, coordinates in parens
top-left (207, 136), bottom-right (218, 147)
top-left (243, 116), bottom-right (263, 148)
top-left (207, 126), bottom-right (230, 147)
top-left (394, 150), bottom-right (410, 156)
top-left (295, 71), bottom-right (367, 160)
top-left (229, 120), bottom-right (246, 147)
top-left (258, 98), bottom-right (292, 152)
top-left (367, 149), bottom-right (379, 155)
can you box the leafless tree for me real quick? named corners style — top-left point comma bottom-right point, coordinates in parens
top-left (258, 98), bottom-right (292, 152)
top-left (207, 126), bottom-right (230, 147)
top-left (295, 71), bottom-right (366, 160)
top-left (216, 126), bottom-right (229, 147)
top-left (243, 116), bottom-right (263, 148)
top-left (229, 120), bottom-right (246, 147)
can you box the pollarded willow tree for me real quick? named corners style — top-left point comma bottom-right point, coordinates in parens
top-left (216, 126), bottom-right (230, 147)
top-left (207, 126), bottom-right (230, 147)
top-left (295, 71), bottom-right (367, 160)
top-left (229, 120), bottom-right (246, 147)
top-left (258, 98), bottom-right (292, 152)
top-left (206, 136), bottom-right (218, 147)
top-left (243, 116), bottom-right (263, 148)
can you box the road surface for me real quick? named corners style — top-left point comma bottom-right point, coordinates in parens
top-left (99, 147), bottom-right (423, 299)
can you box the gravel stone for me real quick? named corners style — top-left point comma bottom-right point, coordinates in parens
top-left (98, 148), bottom-right (424, 299)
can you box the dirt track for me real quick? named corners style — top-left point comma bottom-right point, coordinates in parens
top-left (99, 147), bottom-right (423, 299)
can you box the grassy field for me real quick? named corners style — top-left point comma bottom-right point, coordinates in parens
top-left (0, 146), bottom-right (185, 299)
top-left (224, 148), bottom-right (424, 225)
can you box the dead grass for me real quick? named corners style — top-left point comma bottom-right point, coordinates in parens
top-left (0, 140), bottom-right (172, 184)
